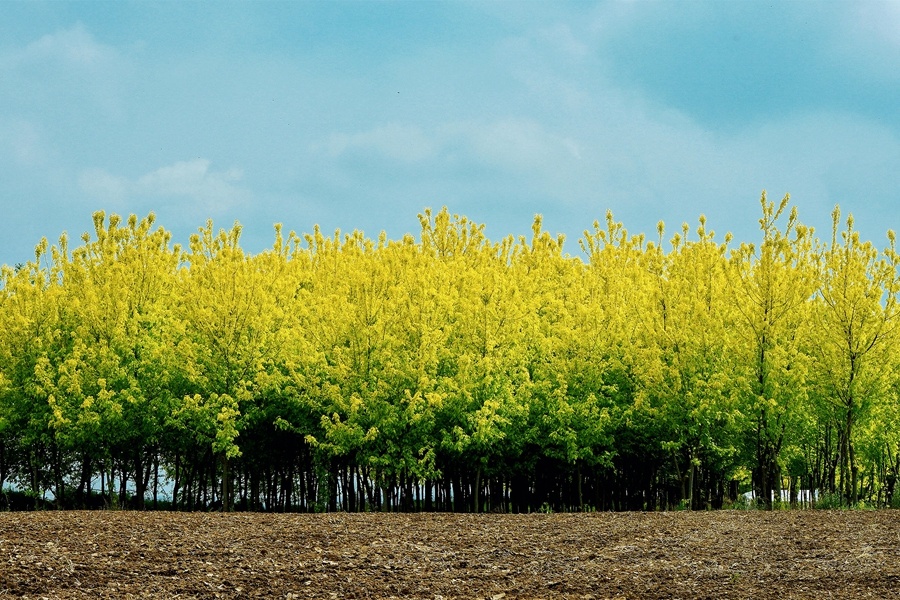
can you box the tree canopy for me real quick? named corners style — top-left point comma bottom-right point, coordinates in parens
top-left (2, 195), bottom-right (900, 512)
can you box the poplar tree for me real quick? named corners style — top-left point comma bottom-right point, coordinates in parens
top-left (728, 193), bottom-right (817, 508)
top-left (813, 208), bottom-right (900, 504)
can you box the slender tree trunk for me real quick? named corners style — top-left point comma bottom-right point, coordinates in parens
top-left (53, 442), bottom-right (64, 510)
top-left (134, 453), bottom-right (146, 510)
top-left (152, 452), bottom-right (159, 510)
top-left (100, 461), bottom-right (106, 508)
top-left (577, 463), bottom-right (584, 511)
top-left (77, 453), bottom-right (91, 508)
top-left (0, 442), bottom-right (6, 493)
top-left (452, 473), bottom-right (463, 512)
top-left (850, 436), bottom-right (859, 505)
top-left (221, 454), bottom-right (230, 512)
top-left (687, 461), bottom-right (695, 511)
top-left (329, 464), bottom-right (338, 512)
top-left (118, 462), bottom-right (128, 508)
top-left (172, 452), bottom-right (181, 510)
top-left (474, 467), bottom-right (482, 513)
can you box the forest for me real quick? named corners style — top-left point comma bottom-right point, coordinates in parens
top-left (1, 192), bottom-right (899, 513)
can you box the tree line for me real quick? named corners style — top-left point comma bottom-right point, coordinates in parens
top-left (2, 193), bottom-right (900, 512)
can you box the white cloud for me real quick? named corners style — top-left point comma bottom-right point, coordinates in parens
top-left (318, 118), bottom-right (584, 188)
top-left (535, 24), bottom-right (589, 60)
top-left (305, 1), bottom-right (900, 247)
top-left (324, 124), bottom-right (437, 163)
top-left (0, 119), bottom-right (48, 168)
top-left (566, 97), bottom-right (900, 242)
top-left (732, 111), bottom-right (900, 216)
top-left (78, 168), bottom-right (130, 206)
top-left (455, 8), bottom-right (898, 241)
top-left (3, 23), bottom-right (118, 70)
top-left (852, 2), bottom-right (900, 49)
top-left (448, 118), bottom-right (582, 173)
top-left (823, 4), bottom-right (900, 84)
top-left (1, 23), bottom-right (130, 122)
top-left (79, 159), bottom-right (248, 214)
top-left (137, 159), bottom-right (245, 206)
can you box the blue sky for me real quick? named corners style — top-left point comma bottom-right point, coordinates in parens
top-left (2, 1), bottom-right (900, 265)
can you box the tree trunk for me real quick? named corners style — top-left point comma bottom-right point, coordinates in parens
top-left (687, 461), bottom-right (695, 511)
top-left (474, 467), bottom-right (482, 513)
top-left (77, 453), bottom-right (91, 508)
top-left (134, 453), bottom-right (146, 510)
top-left (221, 453), bottom-right (231, 512)
top-left (152, 452), bottom-right (160, 510)
top-left (577, 463), bottom-right (584, 511)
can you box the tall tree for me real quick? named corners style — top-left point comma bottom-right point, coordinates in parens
top-left (579, 212), bottom-right (653, 509)
top-left (637, 217), bottom-right (743, 509)
top-left (175, 221), bottom-right (290, 510)
top-left (0, 238), bottom-right (67, 505)
top-left (813, 208), bottom-right (900, 504)
top-left (728, 193), bottom-right (817, 508)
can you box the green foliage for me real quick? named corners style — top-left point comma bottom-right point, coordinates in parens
top-left (2, 199), bottom-right (900, 512)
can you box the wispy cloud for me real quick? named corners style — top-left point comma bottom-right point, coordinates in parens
top-left (0, 119), bottom-right (49, 168)
top-left (79, 159), bottom-right (248, 214)
top-left (77, 168), bottom-right (130, 206)
top-left (2, 22), bottom-right (119, 70)
top-left (0, 23), bottom-right (129, 121)
top-left (34, 24), bottom-right (113, 66)
top-left (3, 5), bottom-right (900, 264)
top-left (839, 3), bottom-right (900, 82)
top-left (448, 118), bottom-right (582, 173)
top-left (314, 118), bottom-right (585, 206)
top-left (323, 124), bottom-right (437, 163)
top-left (137, 159), bottom-right (245, 208)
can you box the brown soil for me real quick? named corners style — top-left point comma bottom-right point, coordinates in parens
top-left (1, 510), bottom-right (898, 599)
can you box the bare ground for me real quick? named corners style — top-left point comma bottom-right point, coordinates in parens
top-left (1, 510), bottom-right (898, 599)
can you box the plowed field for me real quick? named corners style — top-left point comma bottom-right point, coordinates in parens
top-left (1, 510), bottom-right (898, 599)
